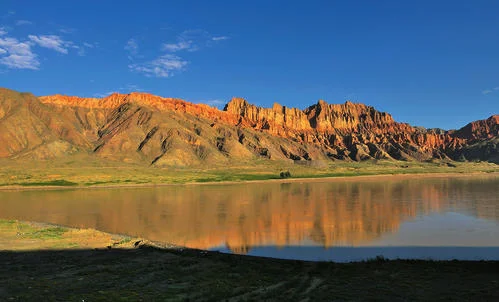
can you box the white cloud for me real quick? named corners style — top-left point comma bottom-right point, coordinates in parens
top-left (129, 54), bottom-right (187, 78)
top-left (74, 42), bottom-right (97, 56)
top-left (28, 35), bottom-right (71, 54)
top-left (127, 29), bottom-right (227, 78)
top-left (482, 86), bottom-right (499, 95)
top-left (0, 53), bottom-right (39, 69)
top-left (162, 40), bottom-right (193, 52)
top-left (69, 42), bottom-right (96, 57)
top-left (212, 36), bottom-right (229, 41)
top-left (0, 37), bottom-right (39, 69)
top-left (73, 46), bottom-right (85, 56)
top-left (162, 30), bottom-right (229, 54)
top-left (0, 26), bottom-right (93, 70)
top-left (58, 27), bottom-right (75, 34)
top-left (0, 32), bottom-right (92, 69)
top-left (16, 20), bottom-right (32, 26)
top-left (124, 38), bottom-right (138, 55)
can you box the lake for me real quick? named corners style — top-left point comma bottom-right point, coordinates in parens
top-left (1, 174), bottom-right (498, 262)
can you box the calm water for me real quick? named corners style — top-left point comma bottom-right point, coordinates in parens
top-left (0, 175), bottom-right (498, 262)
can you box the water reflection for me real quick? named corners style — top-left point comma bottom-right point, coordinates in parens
top-left (0, 175), bottom-right (498, 258)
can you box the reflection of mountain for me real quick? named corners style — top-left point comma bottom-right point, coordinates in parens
top-left (0, 175), bottom-right (497, 254)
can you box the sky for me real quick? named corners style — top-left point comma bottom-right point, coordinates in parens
top-left (0, 0), bottom-right (498, 130)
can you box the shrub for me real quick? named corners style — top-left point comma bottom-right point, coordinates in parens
top-left (279, 171), bottom-right (291, 179)
top-left (457, 154), bottom-right (467, 162)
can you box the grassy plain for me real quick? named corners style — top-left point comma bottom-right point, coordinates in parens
top-left (0, 156), bottom-right (497, 188)
top-left (0, 220), bottom-right (498, 301)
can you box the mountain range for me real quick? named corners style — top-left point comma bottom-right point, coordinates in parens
top-left (0, 87), bottom-right (497, 165)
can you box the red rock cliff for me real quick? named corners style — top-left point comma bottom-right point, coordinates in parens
top-left (0, 88), bottom-right (495, 163)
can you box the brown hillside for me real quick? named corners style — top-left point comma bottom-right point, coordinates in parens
top-left (0, 88), bottom-right (497, 165)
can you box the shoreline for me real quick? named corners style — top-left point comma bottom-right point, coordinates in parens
top-left (3, 218), bottom-right (499, 260)
top-left (1, 219), bottom-right (499, 300)
top-left (0, 170), bottom-right (497, 191)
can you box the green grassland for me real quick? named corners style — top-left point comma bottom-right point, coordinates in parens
top-left (0, 156), bottom-right (497, 188)
top-left (0, 219), bottom-right (67, 241)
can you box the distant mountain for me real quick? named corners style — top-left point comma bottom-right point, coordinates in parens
top-left (0, 88), bottom-right (497, 165)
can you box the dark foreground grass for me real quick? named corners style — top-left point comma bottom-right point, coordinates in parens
top-left (1, 220), bottom-right (498, 300)
top-left (1, 245), bottom-right (498, 301)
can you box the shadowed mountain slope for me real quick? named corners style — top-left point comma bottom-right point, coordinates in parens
top-left (0, 88), bottom-right (496, 165)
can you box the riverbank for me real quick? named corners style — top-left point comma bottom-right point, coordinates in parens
top-left (1, 171), bottom-right (498, 192)
top-left (0, 159), bottom-right (497, 191)
top-left (1, 220), bottom-right (498, 301)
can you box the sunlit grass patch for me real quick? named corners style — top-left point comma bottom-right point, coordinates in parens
top-left (118, 237), bottom-right (132, 245)
top-left (24, 227), bottom-right (67, 239)
top-left (0, 219), bottom-right (17, 226)
top-left (0, 159), bottom-right (496, 187)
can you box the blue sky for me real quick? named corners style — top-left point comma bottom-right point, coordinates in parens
top-left (0, 0), bottom-right (498, 129)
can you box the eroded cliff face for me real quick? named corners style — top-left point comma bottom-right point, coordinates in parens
top-left (0, 88), bottom-right (497, 164)
top-left (223, 97), bottom-right (475, 161)
top-left (224, 97), bottom-right (407, 133)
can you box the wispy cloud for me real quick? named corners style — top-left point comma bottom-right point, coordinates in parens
top-left (15, 20), bottom-right (32, 26)
top-left (212, 36), bottom-right (229, 41)
top-left (0, 29), bottom-right (94, 69)
top-left (129, 54), bottom-right (187, 78)
top-left (0, 36), bottom-right (39, 69)
top-left (74, 46), bottom-right (85, 56)
top-left (124, 38), bottom-right (138, 56)
top-left (72, 42), bottom-right (96, 56)
top-left (162, 30), bottom-right (229, 53)
top-left (162, 40), bottom-right (193, 52)
top-left (127, 29), bottom-right (228, 78)
top-left (28, 35), bottom-right (71, 54)
top-left (83, 42), bottom-right (95, 48)
top-left (482, 86), bottom-right (499, 95)
top-left (58, 27), bottom-right (75, 34)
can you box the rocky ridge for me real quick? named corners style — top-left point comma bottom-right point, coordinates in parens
top-left (1, 88), bottom-right (497, 165)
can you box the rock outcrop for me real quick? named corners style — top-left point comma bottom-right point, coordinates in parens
top-left (0, 87), bottom-right (497, 165)
top-left (453, 115), bottom-right (499, 140)
top-left (223, 97), bottom-right (474, 161)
